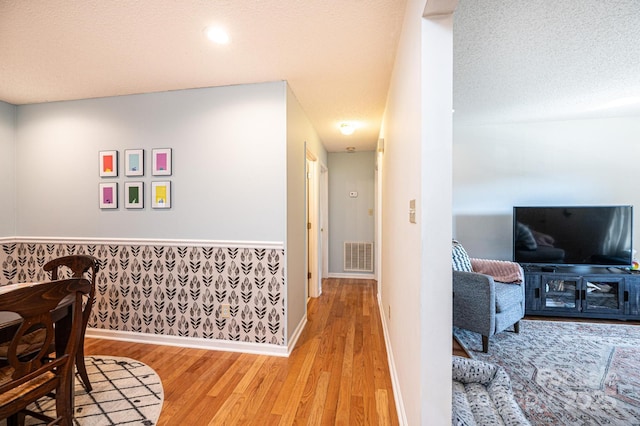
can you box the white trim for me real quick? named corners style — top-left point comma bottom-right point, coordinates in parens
top-left (306, 152), bottom-right (321, 299)
top-left (327, 272), bottom-right (375, 280)
top-left (377, 297), bottom-right (407, 425)
top-left (86, 328), bottom-right (290, 357)
top-left (320, 165), bottom-right (329, 283)
top-left (6, 236), bottom-right (284, 250)
top-left (286, 315), bottom-right (307, 355)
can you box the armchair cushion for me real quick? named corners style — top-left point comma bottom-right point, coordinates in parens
top-left (494, 283), bottom-right (524, 313)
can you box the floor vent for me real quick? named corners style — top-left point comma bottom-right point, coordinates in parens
top-left (344, 242), bottom-right (374, 272)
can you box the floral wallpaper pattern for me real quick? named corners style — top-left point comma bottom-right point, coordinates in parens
top-left (0, 241), bottom-right (285, 346)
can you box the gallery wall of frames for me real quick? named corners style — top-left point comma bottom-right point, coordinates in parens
top-left (99, 148), bottom-right (172, 210)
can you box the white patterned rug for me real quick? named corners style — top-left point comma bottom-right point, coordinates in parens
top-left (454, 320), bottom-right (640, 425)
top-left (2, 356), bottom-right (164, 426)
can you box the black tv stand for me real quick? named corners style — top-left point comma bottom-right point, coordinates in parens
top-left (522, 265), bottom-right (640, 320)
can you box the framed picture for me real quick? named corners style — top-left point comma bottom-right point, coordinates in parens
top-left (99, 183), bottom-right (118, 209)
top-left (99, 150), bottom-right (118, 177)
top-left (125, 149), bottom-right (144, 176)
top-left (151, 181), bottom-right (171, 209)
top-left (124, 182), bottom-right (144, 209)
top-left (152, 148), bottom-right (172, 176)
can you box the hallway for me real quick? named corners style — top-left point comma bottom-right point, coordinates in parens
top-left (85, 278), bottom-right (399, 425)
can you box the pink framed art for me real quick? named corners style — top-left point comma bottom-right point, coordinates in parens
top-left (99, 183), bottom-right (118, 209)
top-left (152, 148), bottom-right (172, 176)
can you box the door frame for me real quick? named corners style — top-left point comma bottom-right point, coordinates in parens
top-left (306, 149), bottom-right (323, 298)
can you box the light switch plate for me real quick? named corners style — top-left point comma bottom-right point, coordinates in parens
top-left (409, 199), bottom-right (416, 223)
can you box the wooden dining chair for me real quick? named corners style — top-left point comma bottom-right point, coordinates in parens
top-left (0, 278), bottom-right (91, 426)
top-left (44, 255), bottom-right (99, 393)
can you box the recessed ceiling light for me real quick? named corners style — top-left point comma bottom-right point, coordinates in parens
top-left (206, 26), bottom-right (230, 44)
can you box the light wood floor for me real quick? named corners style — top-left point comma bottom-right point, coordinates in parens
top-left (84, 278), bottom-right (399, 425)
top-left (452, 337), bottom-right (468, 358)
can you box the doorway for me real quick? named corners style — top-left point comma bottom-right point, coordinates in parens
top-left (306, 149), bottom-right (326, 298)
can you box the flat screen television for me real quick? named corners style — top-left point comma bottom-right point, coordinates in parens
top-left (513, 205), bottom-right (633, 268)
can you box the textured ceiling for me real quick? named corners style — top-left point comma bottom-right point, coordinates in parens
top-left (454, 0), bottom-right (640, 125)
top-left (0, 0), bottom-right (408, 152)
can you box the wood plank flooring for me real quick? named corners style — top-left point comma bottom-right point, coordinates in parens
top-left (84, 278), bottom-right (399, 425)
top-left (452, 337), bottom-right (469, 358)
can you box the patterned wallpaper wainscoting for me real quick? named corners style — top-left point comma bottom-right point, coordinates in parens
top-left (0, 241), bottom-right (285, 346)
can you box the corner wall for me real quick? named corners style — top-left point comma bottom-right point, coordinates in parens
top-left (0, 102), bottom-right (16, 237)
top-left (378, 0), bottom-right (455, 424)
top-left (3, 81), bottom-right (319, 354)
top-left (285, 84), bottom-right (327, 342)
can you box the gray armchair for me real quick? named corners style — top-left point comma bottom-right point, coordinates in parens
top-left (452, 242), bottom-right (525, 353)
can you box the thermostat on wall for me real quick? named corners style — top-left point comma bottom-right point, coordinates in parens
top-left (349, 191), bottom-right (358, 198)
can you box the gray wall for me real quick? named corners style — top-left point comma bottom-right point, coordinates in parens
top-left (15, 82), bottom-right (287, 242)
top-left (327, 151), bottom-right (375, 274)
top-left (0, 102), bottom-right (16, 237)
top-left (285, 85), bottom-right (326, 339)
top-left (453, 116), bottom-right (640, 260)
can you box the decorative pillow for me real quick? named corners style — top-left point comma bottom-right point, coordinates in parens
top-left (452, 240), bottom-right (473, 272)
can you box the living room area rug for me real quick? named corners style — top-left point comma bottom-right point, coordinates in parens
top-left (1, 356), bottom-right (164, 426)
top-left (454, 320), bottom-right (640, 425)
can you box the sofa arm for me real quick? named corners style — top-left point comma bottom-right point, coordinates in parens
top-left (453, 270), bottom-right (495, 336)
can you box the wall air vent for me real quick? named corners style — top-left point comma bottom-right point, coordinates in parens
top-left (344, 242), bottom-right (374, 272)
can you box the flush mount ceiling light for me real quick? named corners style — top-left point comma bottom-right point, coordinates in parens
top-left (205, 26), bottom-right (230, 44)
top-left (339, 122), bottom-right (356, 135)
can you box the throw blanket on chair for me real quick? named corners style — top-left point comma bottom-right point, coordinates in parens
top-left (471, 258), bottom-right (523, 284)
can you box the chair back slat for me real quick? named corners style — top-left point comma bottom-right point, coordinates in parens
top-left (5, 313), bottom-right (55, 378)
top-left (0, 278), bottom-right (90, 423)
top-left (43, 255), bottom-right (99, 393)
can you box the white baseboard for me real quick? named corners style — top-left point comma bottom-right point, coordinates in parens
top-left (86, 328), bottom-right (290, 357)
top-left (327, 272), bottom-right (375, 280)
top-left (88, 315), bottom-right (309, 358)
top-left (377, 298), bottom-right (408, 425)
top-left (286, 315), bottom-right (308, 355)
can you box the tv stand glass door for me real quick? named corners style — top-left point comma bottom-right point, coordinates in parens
top-left (542, 275), bottom-right (579, 311)
top-left (539, 273), bottom-right (625, 316)
top-left (583, 278), bottom-right (624, 314)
